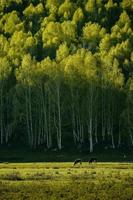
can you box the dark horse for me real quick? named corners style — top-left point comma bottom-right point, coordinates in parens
top-left (73, 159), bottom-right (82, 165)
top-left (89, 158), bottom-right (97, 164)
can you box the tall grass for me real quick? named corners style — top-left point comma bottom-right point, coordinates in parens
top-left (0, 162), bottom-right (133, 200)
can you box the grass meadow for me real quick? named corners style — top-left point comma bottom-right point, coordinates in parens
top-left (0, 162), bottom-right (133, 200)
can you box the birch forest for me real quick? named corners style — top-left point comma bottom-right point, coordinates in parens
top-left (0, 0), bottom-right (133, 152)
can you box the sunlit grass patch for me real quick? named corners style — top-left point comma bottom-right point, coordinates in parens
top-left (0, 162), bottom-right (133, 199)
top-left (0, 171), bottom-right (23, 181)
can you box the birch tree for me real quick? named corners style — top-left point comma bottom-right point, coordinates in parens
top-left (0, 57), bottom-right (12, 144)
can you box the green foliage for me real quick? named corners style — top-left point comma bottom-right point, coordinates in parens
top-left (56, 43), bottom-right (69, 62)
top-left (0, 34), bottom-right (9, 56)
top-left (72, 7), bottom-right (84, 24)
top-left (0, 0), bottom-right (132, 150)
top-left (42, 22), bottom-right (62, 48)
top-left (0, 11), bottom-right (24, 35)
top-left (83, 22), bottom-right (106, 51)
top-left (61, 21), bottom-right (77, 43)
top-left (45, 0), bottom-right (61, 14)
top-left (58, 0), bottom-right (76, 20)
top-left (42, 21), bottom-right (77, 48)
top-left (0, 56), bottom-right (11, 81)
top-left (121, 0), bottom-right (133, 11)
top-left (23, 3), bottom-right (44, 17)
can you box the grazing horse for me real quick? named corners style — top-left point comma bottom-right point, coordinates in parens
top-left (73, 159), bottom-right (82, 165)
top-left (89, 158), bottom-right (97, 164)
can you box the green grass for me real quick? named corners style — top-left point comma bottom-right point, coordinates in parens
top-left (0, 162), bottom-right (133, 200)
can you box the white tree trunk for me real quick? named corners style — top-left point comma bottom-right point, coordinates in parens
top-left (94, 117), bottom-right (98, 144)
top-left (57, 84), bottom-right (62, 150)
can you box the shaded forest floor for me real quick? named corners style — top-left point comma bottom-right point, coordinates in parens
top-left (0, 162), bottom-right (133, 200)
top-left (0, 147), bottom-right (133, 163)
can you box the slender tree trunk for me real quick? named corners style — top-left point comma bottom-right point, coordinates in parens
top-left (48, 89), bottom-right (52, 148)
top-left (57, 84), bottom-right (62, 150)
top-left (129, 132), bottom-right (133, 145)
top-left (88, 120), bottom-right (93, 153)
top-left (111, 128), bottom-right (115, 149)
top-left (28, 86), bottom-right (33, 147)
top-left (118, 121), bottom-right (121, 147)
top-left (89, 119), bottom-right (93, 152)
top-left (26, 89), bottom-right (31, 146)
top-left (88, 83), bottom-right (93, 153)
top-left (41, 86), bottom-right (48, 147)
top-left (127, 109), bottom-right (133, 146)
top-left (0, 87), bottom-right (3, 144)
top-left (102, 89), bottom-right (106, 141)
top-left (94, 117), bottom-right (98, 144)
top-left (71, 88), bottom-right (77, 144)
top-left (37, 95), bottom-right (42, 146)
top-left (110, 94), bottom-right (115, 149)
